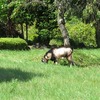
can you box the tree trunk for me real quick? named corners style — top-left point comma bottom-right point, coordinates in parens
top-left (21, 23), bottom-right (24, 39)
top-left (26, 22), bottom-right (28, 41)
top-left (96, 20), bottom-right (100, 47)
top-left (57, 1), bottom-right (70, 47)
top-left (7, 0), bottom-right (14, 37)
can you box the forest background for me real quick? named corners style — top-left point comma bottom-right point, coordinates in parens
top-left (0, 0), bottom-right (100, 49)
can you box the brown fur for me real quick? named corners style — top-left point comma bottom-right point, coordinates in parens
top-left (42, 47), bottom-right (74, 66)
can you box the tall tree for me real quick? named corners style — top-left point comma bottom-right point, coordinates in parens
top-left (0, 0), bottom-right (25, 38)
top-left (7, 0), bottom-right (14, 37)
top-left (55, 0), bottom-right (70, 47)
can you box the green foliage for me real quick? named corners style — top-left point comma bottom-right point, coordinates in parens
top-left (82, 0), bottom-right (100, 23)
top-left (0, 38), bottom-right (28, 50)
top-left (82, 3), bottom-right (94, 21)
top-left (28, 25), bottom-right (38, 42)
top-left (49, 28), bottom-right (63, 46)
top-left (49, 38), bottom-right (63, 47)
top-left (35, 3), bottom-right (57, 44)
top-left (51, 28), bottom-right (61, 38)
top-left (0, 0), bottom-right (8, 22)
top-left (38, 29), bottom-right (50, 43)
top-left (66, 17), bottom-right (97, 47)
top-left (97, 10), bottom-right (100, 19)
top-left (11, 1), bottom-right (36, 24)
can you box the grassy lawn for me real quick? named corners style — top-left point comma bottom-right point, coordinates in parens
top-left (0, 48), bottom-right (100, 100)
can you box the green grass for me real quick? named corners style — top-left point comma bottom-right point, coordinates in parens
top-left (0, 49), bottom-right (100, 100)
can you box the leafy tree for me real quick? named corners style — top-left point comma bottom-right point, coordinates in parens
top-left (11, 0), bottom-right (36, 40)
top-left (64, 0), bottom-right (100, 47)
top-left (0, 0), bottom-right (7, 22)
top-left (34, 1), bottom-right (57, 45)
top-left (82, 0), bottom-right (100, 47)
top-left (0, 0), bottom-right (24, 38)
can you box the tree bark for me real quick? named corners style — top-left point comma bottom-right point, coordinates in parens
top-left (57, 1), bottom-right (70, 47)
top-left (7, 0), bottom-right (15, 37)
top-left (26, 22), bottom-right (28, 41)
top-left (20, 23), bottom-right (24, 39)
top-left (96, 20), bottom-right (100, 47)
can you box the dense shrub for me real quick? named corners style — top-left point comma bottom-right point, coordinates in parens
top-left (66, 17), bottom-right (97, 47)
top-left (49, 28), bottom-right (63, 47)
top-left (28, 25), bottom-right (38, 43)
top-left (39, 29), bottom-right (49, 40)
top-left (0, 38), bottom-right (28, 50)
top-left (49, 38), bottom-right (63, 47)
top-left (38, 29), bottom-right (50, 44)
top-left (51, 28), bottom-right (62, 39)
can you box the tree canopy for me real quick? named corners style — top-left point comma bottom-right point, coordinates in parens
top-left (0, 0), bottom-right (100, 47)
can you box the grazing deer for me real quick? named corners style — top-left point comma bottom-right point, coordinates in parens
top-left (42, 47), bottom-right (74, 66)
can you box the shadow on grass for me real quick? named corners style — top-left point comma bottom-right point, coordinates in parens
top-left (0, 67), bottom-right (45, 82)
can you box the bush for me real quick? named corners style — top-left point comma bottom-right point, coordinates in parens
top-left (51, 28), bottom-right (62, 39)
top-left (49, 38), bottom-right (63, 47)
top-left (49, 28), bottom-right (64, 47)
top-left (38, 29), bottom-right (50, 44)
top-left (28, 24), bottom-right (38, 43)
top-left (0, 38), bottom-right (28, 50)
top-left (66, 17), bottom-right (97, 47)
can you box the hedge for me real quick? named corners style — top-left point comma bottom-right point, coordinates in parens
top-left (0, 38), bottom-right (28, 50)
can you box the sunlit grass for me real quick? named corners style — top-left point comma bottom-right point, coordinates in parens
top-left (0, 49), bottom-right (100, 100)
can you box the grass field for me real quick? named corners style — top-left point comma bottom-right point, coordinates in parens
top-left (0, 48), bottom-right (100, 100)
